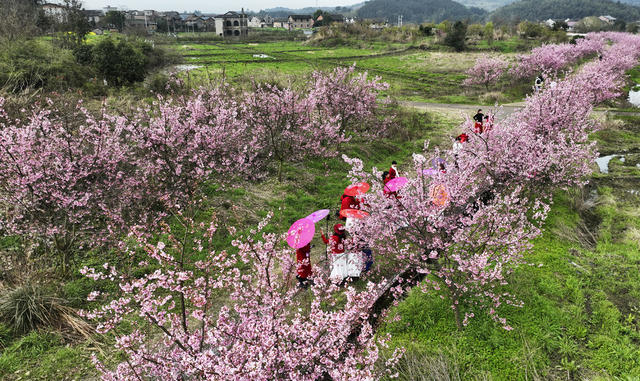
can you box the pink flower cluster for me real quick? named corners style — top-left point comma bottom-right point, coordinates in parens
top-left (510, 35), bottom-right (606, 79)
top-left (463, 55), bottom-right (509, 88)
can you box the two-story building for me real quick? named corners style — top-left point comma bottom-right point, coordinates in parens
top-left (288, 15), bottom-right (314, 29)
top-left (214, 11), bottom-right (248, 38)
top-left (42, 3), bottom-right (67, 23)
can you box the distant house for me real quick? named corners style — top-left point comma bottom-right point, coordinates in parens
top-left (273, 18), bottom-right (289, 29)
top-left (185, 14), bottom-right (205, 31)
top-left (214, 11), bottom-right (248, 38)
top-left (565, 19), bottom-right (578, 31)
top-left (158, 11), bottom-right (183, 32)
top-left (102, 6), bottom-right (119, 14)
top-left (599, 15), bottom-right (617, 24)
top-left (127, 10), bottom-right (157, 31)
top-left (84, 9), bottom-right (102, 25)
top-left (248, 16), bottom-right (264, 28)
top-left (544, 19), bottom-right (555, 28)
top-left (42, 3), bottom-right (67, 23)
top-left (288, 15), bottom-right (313, 29)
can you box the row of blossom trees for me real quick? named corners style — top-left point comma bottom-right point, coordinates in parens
top-left (0, 66), bottom-right (388, 273)
top-left (464, 33), bottom-right (609, 89)
top-left (346, 32), bottom-right (640, 331)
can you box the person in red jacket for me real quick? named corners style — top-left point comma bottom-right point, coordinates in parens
top-left (339, 193), bottom-right (360, 221)
top-left (295, 243), bottom-right (312, 288)
top-left (388, 161), bottom-right (399, 180)
top-left (322, 223), bottom-right (349, 281)
top-left (321, 223), bottom-right (346, 255)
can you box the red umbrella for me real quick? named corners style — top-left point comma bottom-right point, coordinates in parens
top-left (384, 176), bottom-right (408, 192)
top-left (344, 182), bottom-right (370, 196)
top-left (286, 218), bottom-right (315, 249)
top-left (339, 208), bottom-right (370, 219)
top-left (306, 209), bottom-right (330, 223)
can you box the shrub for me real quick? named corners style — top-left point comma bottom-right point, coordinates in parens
top-left (92, 38), bottom-right (146, 86)
top-left (0, 39), bottom-right (91, 92)
top-left (0, 284), bottom-right (90, 338)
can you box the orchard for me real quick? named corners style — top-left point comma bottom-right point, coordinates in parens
top-left (1, 32), bottom-right (640, 380)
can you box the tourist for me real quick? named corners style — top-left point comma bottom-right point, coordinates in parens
top-left (295, 243), bottom-right (312, 288)
top-left (534, 75), bottom-right (544, 93)
top-left (321, 223), bottom-right (355, 281)
top-left (388, 161), bottom-right (399, 180)
top-left (473, 109), bottom-right (484, 133)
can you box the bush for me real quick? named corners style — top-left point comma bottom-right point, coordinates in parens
top-left (92, 38), bottom-right (146, 86)
top-left (72, 44), bottom-right (93, 65)
top-left (0, 39), bottom-right (91, 92)
top-left (0, 284), bottom-right (65, 334)
top-left (0, 284), bottom-right (91, 338)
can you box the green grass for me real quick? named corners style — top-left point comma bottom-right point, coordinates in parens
top-left (0, 331), bottom-right (96, 380)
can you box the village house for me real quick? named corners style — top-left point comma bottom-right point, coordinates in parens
top-left (184, 14), bottom-right (206, 32)
top-left (599, 15), bottom-right (617, 24)
top-left (214, 11), bottom-right (248, 38)
top-left (248, 16), bottom-right (265, 28)
top-left (273, 18), bottom-right (289, 29)
top-left (42, 3), bottom-right (67, 23)
top-left (288, 15), bottom-right (314, 29)
top-left (158, 11), bottom-right (184, 32)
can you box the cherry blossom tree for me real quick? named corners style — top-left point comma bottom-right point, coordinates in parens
top-left (82, 214), bottom-right (403, 381)
top-left (463, 55), bottom-right (509, 90)
top-left (308, 65), bottom-right (390, 137)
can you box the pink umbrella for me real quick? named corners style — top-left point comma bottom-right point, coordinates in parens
top-left (384, 176), bottom-right (408, 192)
top-left (422, 168), bottom-right (438, 176)
top-left (286, 218), bottom-right (315, 249)
top-left (306, 209), bottom-right (330, 223)
top-left (340, 209), bottom-right (370, 219)
top-left (344, 182), bottom-right (370, 196)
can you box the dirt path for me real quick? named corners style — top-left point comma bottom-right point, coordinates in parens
top-left (399, 100), bottom-right (640, 120)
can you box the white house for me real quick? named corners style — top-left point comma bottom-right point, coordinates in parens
top-left (42, 3), bottom-right (67, 23)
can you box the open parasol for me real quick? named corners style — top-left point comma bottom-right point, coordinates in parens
top-left (384, 176), bottom-right (408, 192)
top-left (339, 208), bottom-right (370, 219)
top-left (344, 182), bottom-right (370, 197)
top-left (286, 218), bottom-right (315, 249)
top-left (306, 209), bottom-right (330, 223)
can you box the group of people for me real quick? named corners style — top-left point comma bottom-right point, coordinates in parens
top-left (294, 163), bottom-right (399, 288)
top-left (472, 109), bottom-right (493, 134)
top-left (295, 109), bottom-right (499, 287)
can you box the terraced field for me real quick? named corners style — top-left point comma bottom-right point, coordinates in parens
top-left (168, 40), bottom-right (519, 104)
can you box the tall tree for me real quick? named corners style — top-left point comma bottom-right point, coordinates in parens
top-left (444, 21), bottom-right (467, 51)
top-left (0, 0), bottom-right (45, 41)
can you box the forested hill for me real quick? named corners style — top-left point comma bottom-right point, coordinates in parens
top-left (456, 0), bottom-right (640, 11)
top-left (356, 0), bottom-right (486, 23)
top-left (490, 0), bottom-right (640, 22)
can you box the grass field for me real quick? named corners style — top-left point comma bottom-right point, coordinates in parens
top-left (163, 38), bottom-right (526, 104)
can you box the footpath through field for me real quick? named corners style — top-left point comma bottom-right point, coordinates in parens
top-left (400, 100), bottom-right (640, 120)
